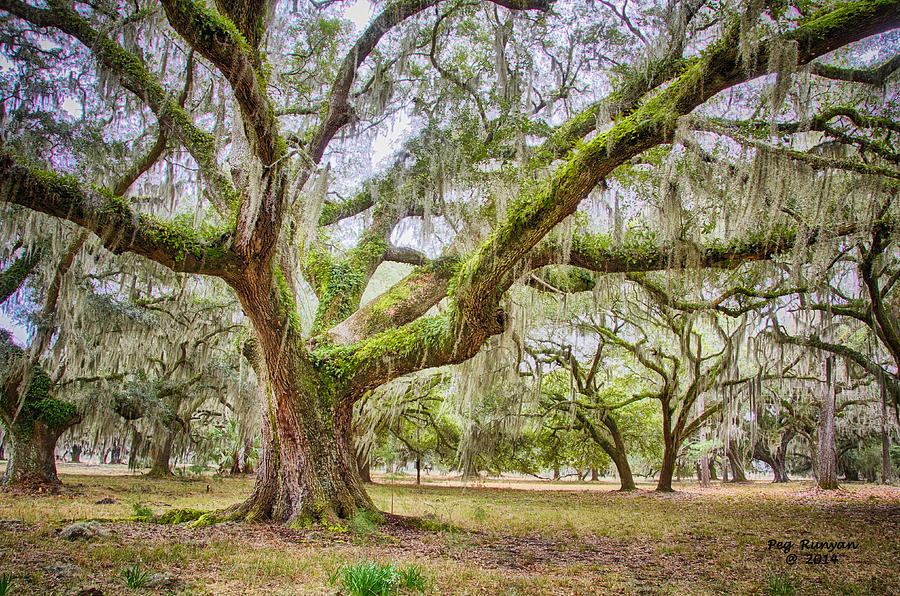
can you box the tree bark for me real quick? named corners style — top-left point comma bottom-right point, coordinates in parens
top-left (224, 278), bottom-right (374, 524)
top-left (773, 431), bottom-right (793, 483)
top-left (147, 429), bottom-right (175, 477)
top-left (1, 419), bottom-right (70, 489)
top-left (882, 388), bottom-right (893, 484)
top-left (590, 467), bottom-right (599, 481)
top-left (727, 440), bottom-right (747, 482)
top-left (70, 442), bottom-right (81, 464)
top-left (817, 372), bottom-right (839, 490)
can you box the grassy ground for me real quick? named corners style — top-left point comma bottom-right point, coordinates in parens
top-left (0, 464), bottom-right (898, 595)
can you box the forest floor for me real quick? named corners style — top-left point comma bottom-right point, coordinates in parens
top-left (0, 465), bottom-right (898, 595)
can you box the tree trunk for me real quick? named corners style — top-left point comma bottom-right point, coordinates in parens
top-left (147, 428), bottom-right (175, 477)
top-left (698, 394), bottom-right (710, 487)
top-left (590, 467), bottom-right (599, 482)
top-left (817, 376), bottom-right (839, 490)
top-left (1, 420), bottom-right (68, 489)
top-left (241, 436), bottom-right (255, 474)
top-left (727, 440), bottom-right (747, 482)
top-left (0, 431), bottom-right (5, 460)
top-left (657, 441), bottom-right (677, 492)
top-left (108, 439), bottom-right (122, 465)
top-left (774, 431), bottom-right (793, 483)
top-left (882, 388), bottom-right (893, 484)
top-left (224, 279), bottom-right (374, 524)
top-left (70, 442), bottom-right (81, 464)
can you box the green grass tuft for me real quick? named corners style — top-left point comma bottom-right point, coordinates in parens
top-left (334, 559), bottom-right (430, 596)
top-left (121, 562), bottom-right (150, 589)
top-left (765, 573), bottom-right (798, 596)
top-left (0, 572), bottom-right (13, 596)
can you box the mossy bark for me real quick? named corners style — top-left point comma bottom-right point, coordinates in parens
top-left (226, 271), bottom-right (374, 524)
top-left (147, 429), bottom-right (176, 477)
top-left (1, 419), bottom-right (67, 488)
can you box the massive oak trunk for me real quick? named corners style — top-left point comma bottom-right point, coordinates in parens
top-left (727, 440), bottom-right (747, 483)
top-left (226, 272), bottom-right (373, 524)
top-left (2, 419), bottom-right (68, 488)
top-left (1, 366), bottom-right (80, 489)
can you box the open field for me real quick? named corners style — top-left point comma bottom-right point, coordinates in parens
top-left (1, 464), bottom-right (898, 595)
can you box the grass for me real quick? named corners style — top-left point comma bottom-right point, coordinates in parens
top-left (0, 572), bottom-right (12, 596)
top-left (333, 560), bottom-right (432, 595)
top-left (121, 562), bottom-right (150, 589)
top-left (0, 463), bottom-right (898, 594)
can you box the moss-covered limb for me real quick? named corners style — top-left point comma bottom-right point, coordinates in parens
top-left (690, 116), bottom-right (900, 180)
top-left (0, 0), bottom-right (238, 209)
top-left (159, 0), bottom-right (282, 167)
top-left (451, 0), bottom-right (900, 333)
top-left (212, 0), bottom-right (269, 51)
top-left (318, 190), bottom-right (376, 227)
top-left (0, 154), bottom-right (241, 278)
top-left (308, 232), bottom-right (388, 335)
top-left (312, 311), bottom-right (473, 400)
top-left (809, 49), bottom-right (900, 84)
top-left (0, 247), bottom-right (40, 305)
top-left (309, 189), bottom-right (418, 334)
top-left (526, 267), bottom-right (596, 294)
top-left (112, 51), bottom-right (197, 200)
top-left (535, 55), bottom-right (690, 162)
top-left (322, 256), bottom-right (460, 346)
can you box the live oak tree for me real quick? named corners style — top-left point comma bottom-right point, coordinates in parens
top-left (0, 228), bottom-right (85, 488)
top-left (1, 0), bottom-right (899, 521)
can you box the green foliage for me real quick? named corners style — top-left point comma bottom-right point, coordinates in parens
top-left (120, 562), bottom-right (150, 589)
top-left (0, 572), bottom-right (12, 596)
top-left (333, 559), bottom-right (430, 596)
top-left (153, 508), bottom-right (205, 525)
top-left (349, 509), bottom-right (382, 536)
top-left (765, 573), bottom-right (798, 596)
top-left (131, 501), bottom-right (154, 519)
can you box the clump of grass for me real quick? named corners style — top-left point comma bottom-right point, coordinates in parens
top-left (131, 501), bottom-right (154, 519)
top-left (0, 572), bottom-right (13, 596)
top-left (396, 565), bottom-right (431, 592)
top-left (349, 510), bottom-right (381, 536)
top-left (765, 573), bottom-right (797, 596)
top-left (332, 560), bottom-right (430, 595)
top-left (121, 562), bottom-right (150, 589)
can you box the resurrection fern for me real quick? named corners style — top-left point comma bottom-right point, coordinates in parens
top-left (121, 562), bottom-right (150, 589)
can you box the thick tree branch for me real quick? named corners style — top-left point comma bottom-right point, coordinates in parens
top-left (0, 155), bottom-right (240, 278)
top-left (0, 246), bottom-right (40, 305)
top-left (809, 53), bottom-right (900, 84)
top-left (0, 0), bottom-right (239, 209)
top-left (451, 1), bottom-right (900, 340)
top-left (160, 0), bottom-right (281, 166)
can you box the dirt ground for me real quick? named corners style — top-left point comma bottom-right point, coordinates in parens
top-left (1, 464), bottom-right (898, 595)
